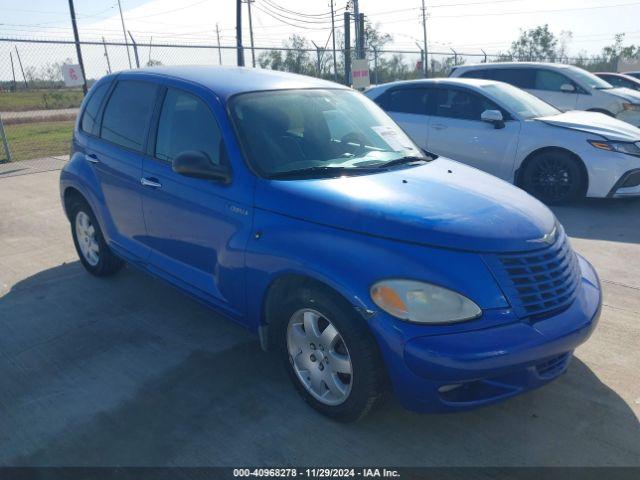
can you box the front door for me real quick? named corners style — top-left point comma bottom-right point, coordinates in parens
top-left (426, 87), bottom-right (521, 179)
top-left (140, 85), bottom-right (252, 318)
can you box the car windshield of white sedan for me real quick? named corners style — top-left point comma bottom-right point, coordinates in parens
top-left (229, 89), bottom-right (427, 179)
top-left (483, 83), bottom-right (560, 120)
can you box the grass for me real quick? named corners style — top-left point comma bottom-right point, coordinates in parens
top-left (0, 89), bottom-right (84, 112)
top-left (1, 120), bottom-right (74, 162)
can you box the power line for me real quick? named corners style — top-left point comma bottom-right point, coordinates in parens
top-left (262, 0), bottom-right (345, 18)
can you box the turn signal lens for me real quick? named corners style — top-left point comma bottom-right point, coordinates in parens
top-left (588, 140), bottom-right (613, 151)
top-left (371, 285), bottom-right (408, 319)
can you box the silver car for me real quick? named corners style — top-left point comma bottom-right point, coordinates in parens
top-left (450, 62), bottom-right (640, 127)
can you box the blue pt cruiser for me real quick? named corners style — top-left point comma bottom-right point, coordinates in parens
top-left (60, 67), bottom-right (602, 421)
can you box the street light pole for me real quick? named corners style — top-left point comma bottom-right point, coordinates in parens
top-left (421, 0), bottom-right (428, 77)
top-left (236, 0), bottom-right (245, 66)
top-left (117, 0), bottom-right (132, 69)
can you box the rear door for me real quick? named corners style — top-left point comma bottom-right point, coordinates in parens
top-left (375, 87), bottom-right (432, 149)
top-left (88, 78), bottom-right (160, 262)
top-left (426, 86), bottom-right (520, 179)
top-left (140, 83), bottom-right (252, 318)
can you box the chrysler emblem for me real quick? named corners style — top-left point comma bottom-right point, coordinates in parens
top-left (528, 225), bottom-right (557, 245)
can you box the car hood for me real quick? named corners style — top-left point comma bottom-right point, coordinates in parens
top-left (608, 86), bottom-right (640, 103)
top-left (255, 158), bottom-right (556, 253)
top-left (535, 110), bottom-right (640, 142)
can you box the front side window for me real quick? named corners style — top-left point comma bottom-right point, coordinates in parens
top-left (100, 80), bottom-right (158, 151)
top-left (80, 82), bottom-right (110, 135)
top-left (385, 88), bottom-right (431, 115)
top-left (568, 67), bottom-right (613, 90)
top-left (534, 69), bottom-right (573, 91)
top-left (434, 88), bottom-right (499, 121)
top-left (229, 89), bottom-right (426, 179)
top-left (155, 88), bottom-right (222, 164)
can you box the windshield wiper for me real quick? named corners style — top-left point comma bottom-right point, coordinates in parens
top-left (268, 166), bottom-right (378, 179)
top-left (372, 155), bottom-right (430, 169)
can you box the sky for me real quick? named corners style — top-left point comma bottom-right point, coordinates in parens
top-left (1, 0), bottom-right (640, 77)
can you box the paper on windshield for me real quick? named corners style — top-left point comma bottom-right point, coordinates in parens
top-left (371, 125), bottom-right (414, 151)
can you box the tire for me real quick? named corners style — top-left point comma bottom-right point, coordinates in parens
top-left (274, 286), bottom-right (386, 422)
top-left (70, 200), bottom-right (124, 276)
top-left (520, 151), bottom-right (586, 204)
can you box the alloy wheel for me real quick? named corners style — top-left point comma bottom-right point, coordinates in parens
top-left (286, 308), bottom-right (353, 406)
top-left (75, 211), bottom-right (100, 267)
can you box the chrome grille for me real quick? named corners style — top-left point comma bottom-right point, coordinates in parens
top-left (484, 228), bottom-right (581, 319)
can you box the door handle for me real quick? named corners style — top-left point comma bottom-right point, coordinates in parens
top-left (431, 124), bottom-right (447, 130)
top-left (140, 177), bottom-right (162, 188)
top-left (86, 153), bottom-right (99, 163)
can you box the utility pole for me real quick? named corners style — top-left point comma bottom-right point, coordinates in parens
top-left (236, 0), bottom-right (245, 66)
top-left (344, 11), bottom-right (351, 85)
top-left (421, 0), bottom-right (428, 77)
top-left (352, 0), bottom-right (360, 59)
top-left (68, 0), bottom-right (88, 94)
top-left (148, 36), bottom-right (153, 65)
top-left (117, 0), bottom-right (132, 68)
top-left (216, 23), bottom-right (223, 65)
top-left (415, 42), bottom-right (424, 76)
top-left (358, 13), bottom-right (365, 60)
top-left (330, 0), bottom-right (337, 81)
top-left (244, 0), bottom-right (256, 67)
top-left (102, 37), bottom-right (112, 74)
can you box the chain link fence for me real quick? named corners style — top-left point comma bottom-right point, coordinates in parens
top-left (0, 37), bottom-right (619, 177)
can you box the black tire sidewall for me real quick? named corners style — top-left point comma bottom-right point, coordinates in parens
top-left (70, 201), bottom-right (114, 276)
top-left (275, 287), bottom-right (384, 422)
top-left (522, 151), bottom-right (585, 204)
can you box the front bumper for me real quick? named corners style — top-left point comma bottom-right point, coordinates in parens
top-left (607, 168), bottom-right (640, 197)
top-left (383, 255), bottom-right (602, 413)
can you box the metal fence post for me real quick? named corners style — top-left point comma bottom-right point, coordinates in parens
top-left (128, 31), bottom-right (140, 68)
top-left (0, 114), bottom-right (13, 163)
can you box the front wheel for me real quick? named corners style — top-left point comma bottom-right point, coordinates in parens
top-left (277, 287), bottom-right (386, 422)
top-left (520, 151), bottom-right (586, 204)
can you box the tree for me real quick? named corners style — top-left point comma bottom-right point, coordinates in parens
top-left (509, 24), bottom-right (560, 61)
top-left (258, 34), bottom-right (315, 75)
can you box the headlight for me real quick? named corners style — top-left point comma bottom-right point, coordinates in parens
top-left (622, 103), bottom-right (640, 111)
top-left (588, 139), bottom-right (640, 157)
top-left (370, 279), bottom-right (481, 324)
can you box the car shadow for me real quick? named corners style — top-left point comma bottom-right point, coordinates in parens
top-left (1, 262), bottom-right (639, 467)
top-left (550, 197), bottom-right (640, 244)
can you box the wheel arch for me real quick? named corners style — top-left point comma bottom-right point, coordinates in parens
top-left (63, 186), bottom-right (87, 221)
top-left (260, 272), bottom-right (371, 351)
top-left (515, 146), bottom-right (589, 195)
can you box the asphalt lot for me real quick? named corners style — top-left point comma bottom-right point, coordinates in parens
top-left (0, 170), bottom-right (638, 467)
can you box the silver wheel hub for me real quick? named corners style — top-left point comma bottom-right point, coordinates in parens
top-left (286, 308), bottom-right (353, 406)
top-left (75, 211), bottom-right (100, 267)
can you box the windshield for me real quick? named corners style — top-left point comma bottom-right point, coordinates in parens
top-left (229, 88), bottom-right (427, 179)
top-left (482, 82), bottom-right (560, 119)
top-left (569, 67), bottom-right (613, 90)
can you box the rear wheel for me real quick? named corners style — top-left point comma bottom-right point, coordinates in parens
top-left (70, 201), bottom-right (123, 276)
top-left (520, 151), bottom-right (586, 204)
top-left (275, 286), bottom-right (386, 422)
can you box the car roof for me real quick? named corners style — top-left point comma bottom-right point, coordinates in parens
top-left (117, 65), bottom-right (348, 100)
top-left (367, 77), bottom-right (499, 93)
top-left (453, 62), bottom-right (575, 71)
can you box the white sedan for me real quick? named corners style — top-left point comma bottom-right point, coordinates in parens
top-left (365, 78), bottom-right (640, 203)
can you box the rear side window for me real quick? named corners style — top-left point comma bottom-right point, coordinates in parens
top-left (80, 82), bottom-right (110, 135)
top-left (155, 88), bottom-right (222, 164)
top-left (489, 69), bottom-right (535, 89)
top-left (101, 80), bottom-right (158, 151)
top-left (534, 69), bottom-right (572, 91)
top-left (460, 69), bottom-right (489, 80)
top-left (385, 88), bottom-right (431, 115)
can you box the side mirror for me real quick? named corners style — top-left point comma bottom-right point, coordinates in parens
top-left (172, 150), bottom-right (231, 183)
top-left (481, 109), bottom-right (505, 129)
top-left (560, 83), bottom-right (576, 93)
